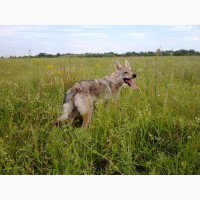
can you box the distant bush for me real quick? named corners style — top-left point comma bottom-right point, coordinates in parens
top-left (2, 49), bottom-right (200, 59)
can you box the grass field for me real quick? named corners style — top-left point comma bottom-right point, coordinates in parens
top-left (0, 56), bottom-right (199, 174)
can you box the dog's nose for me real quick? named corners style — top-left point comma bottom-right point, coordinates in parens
top-left (132, 74), bottom-right (137, 78)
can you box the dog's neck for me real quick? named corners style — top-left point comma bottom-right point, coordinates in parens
top-left (104, 72), bottom-right (123, 87)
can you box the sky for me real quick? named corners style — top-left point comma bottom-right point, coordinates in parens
top-left (0, 25), bottom-right (200, 57)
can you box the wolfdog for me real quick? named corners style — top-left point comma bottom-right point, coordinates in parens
top-left (56, 60), bottom-right (137, 128)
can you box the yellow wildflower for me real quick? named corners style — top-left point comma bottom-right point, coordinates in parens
top-left (46, 64), bottom-right (55, 69)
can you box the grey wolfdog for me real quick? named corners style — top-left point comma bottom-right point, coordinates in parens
top-left (56, 60), bottom-right (137, 128)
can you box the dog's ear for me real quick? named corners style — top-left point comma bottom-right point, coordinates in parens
top-left (125, 60), bottom-right (131, 70)
top-left (115, 61), bottom-right (123, 71)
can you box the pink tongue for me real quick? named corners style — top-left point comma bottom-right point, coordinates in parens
top-left (126, 79), bottom-right (137, 90)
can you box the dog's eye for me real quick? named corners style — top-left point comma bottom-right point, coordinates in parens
top-left (124, 71), bottom-right (128, 74)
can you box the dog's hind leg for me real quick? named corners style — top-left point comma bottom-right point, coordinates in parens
top-left (74, 93), bottom-right (93, 129)
top-left (69, 107), bottom-right (78, 122)
top-left (81, 112), bottom-right (91, 129)
top-left (56, 101), bottom-right (74, 125)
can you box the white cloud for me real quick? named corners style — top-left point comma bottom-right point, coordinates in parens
top-left (184, 36), bottom-right (200, 41)
top-left (69, 32), bottom-right (108, 38)
top-left (125, 33), bottom-right (146, 39)
top-left (167, 25), bottom-right (196, 31)
top-left (58, 28), bottom-right (82, 32)
top-left (169, 35), bottom-right (200, 42)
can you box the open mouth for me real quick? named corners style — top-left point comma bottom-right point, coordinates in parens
top-left (124, 78), bottom-right (137, 90)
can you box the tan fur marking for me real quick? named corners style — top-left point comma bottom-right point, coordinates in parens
top-left (81, 112), bottom-right (91, 129)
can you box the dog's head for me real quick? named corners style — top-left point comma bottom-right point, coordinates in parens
top-left (115, 60), bottom-right (137, 89)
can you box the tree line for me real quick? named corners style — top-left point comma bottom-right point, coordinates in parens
top-left (2, 49), bottom-right (200, 59)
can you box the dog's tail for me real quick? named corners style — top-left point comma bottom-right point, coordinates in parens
top-left (63, 87), bottom-right (77, 104)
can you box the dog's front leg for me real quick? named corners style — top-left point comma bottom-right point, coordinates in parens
top-left (113, 93), bottom-right (119, 108)
top-left (104, 99), bottom-right (109, 107)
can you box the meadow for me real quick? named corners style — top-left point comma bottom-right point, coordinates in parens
top-left (0, 56), bottom-right (199, 175)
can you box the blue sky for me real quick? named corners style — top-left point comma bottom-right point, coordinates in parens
top-left (0, 25), bottom-right (200, 57)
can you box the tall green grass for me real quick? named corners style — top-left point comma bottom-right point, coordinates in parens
top-left (0, 56), bottom-right (199, 174)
